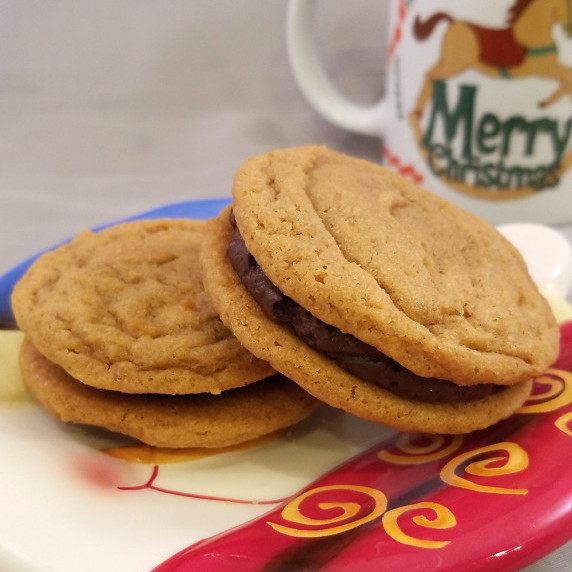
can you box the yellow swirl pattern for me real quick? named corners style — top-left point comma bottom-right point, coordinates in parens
top-left (518, 369), bottom-right (572, 414)
top-left (440, 442), bottom-right (528, 495)
top-left (378, 434), bottom-right (463, 465)
top-left (555, 411), bottom-right (572, 436)
top-left (266, 485), bottom-right (388, 538)
top-left (382, 502), bottom-right (456, 549)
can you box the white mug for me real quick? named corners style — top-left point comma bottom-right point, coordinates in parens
top-left (287, 0), bottom-right (572, 224)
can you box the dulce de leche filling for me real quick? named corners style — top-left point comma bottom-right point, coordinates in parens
top-left (227, 212), bottom-right (500, 404)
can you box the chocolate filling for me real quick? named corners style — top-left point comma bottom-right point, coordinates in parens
top-left (227, 212), bottom-right (499, 404)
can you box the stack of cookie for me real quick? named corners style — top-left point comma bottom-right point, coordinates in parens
top-left (12, 146), bottom-right (560, 445)
top-left (11, 219), bottom-right (318, 448)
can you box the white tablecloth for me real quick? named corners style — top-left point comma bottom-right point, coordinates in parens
top-left (0, 2), bottom-right (569, 570)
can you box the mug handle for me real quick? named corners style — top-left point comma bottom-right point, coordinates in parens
top-left (286, 0), bottom-right (388, 137)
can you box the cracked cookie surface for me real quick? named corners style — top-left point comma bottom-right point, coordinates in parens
top-left (229, 146), bottom-right (558, 386)
top-left (11, 219), bottom-right (274, 394)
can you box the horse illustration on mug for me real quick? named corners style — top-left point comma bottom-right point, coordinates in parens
top-left (412, 0), bottom-right (572, 119)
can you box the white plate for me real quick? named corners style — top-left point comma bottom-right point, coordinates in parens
top-left (0, 199), bottom-right (571, 572)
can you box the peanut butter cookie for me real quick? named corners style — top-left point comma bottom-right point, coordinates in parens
top-left (200, 147), bottom-right (558, 433)
top-left (19, 337), bottom-right (317, 448)
top-left (12, 219), bottom-right (274, 394)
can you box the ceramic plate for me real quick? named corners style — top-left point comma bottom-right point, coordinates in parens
top-left (0, 199), bottom-right (571, 572)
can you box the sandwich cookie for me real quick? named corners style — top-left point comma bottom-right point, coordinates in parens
top-left (12, 218), bottom-right (317, 447)
top-left (200, 146), bottom-right (559, 434)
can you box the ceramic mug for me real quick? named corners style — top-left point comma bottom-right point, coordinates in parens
top-left (287, 0), bottom-right (572, 224)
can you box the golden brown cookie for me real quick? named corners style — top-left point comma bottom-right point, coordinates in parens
top-left (19, 337), bottom-right (317, 448)
top-left (200, 146), bottom-right (559, 434)
top-left (12, 219), bottom-right (274, 394)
